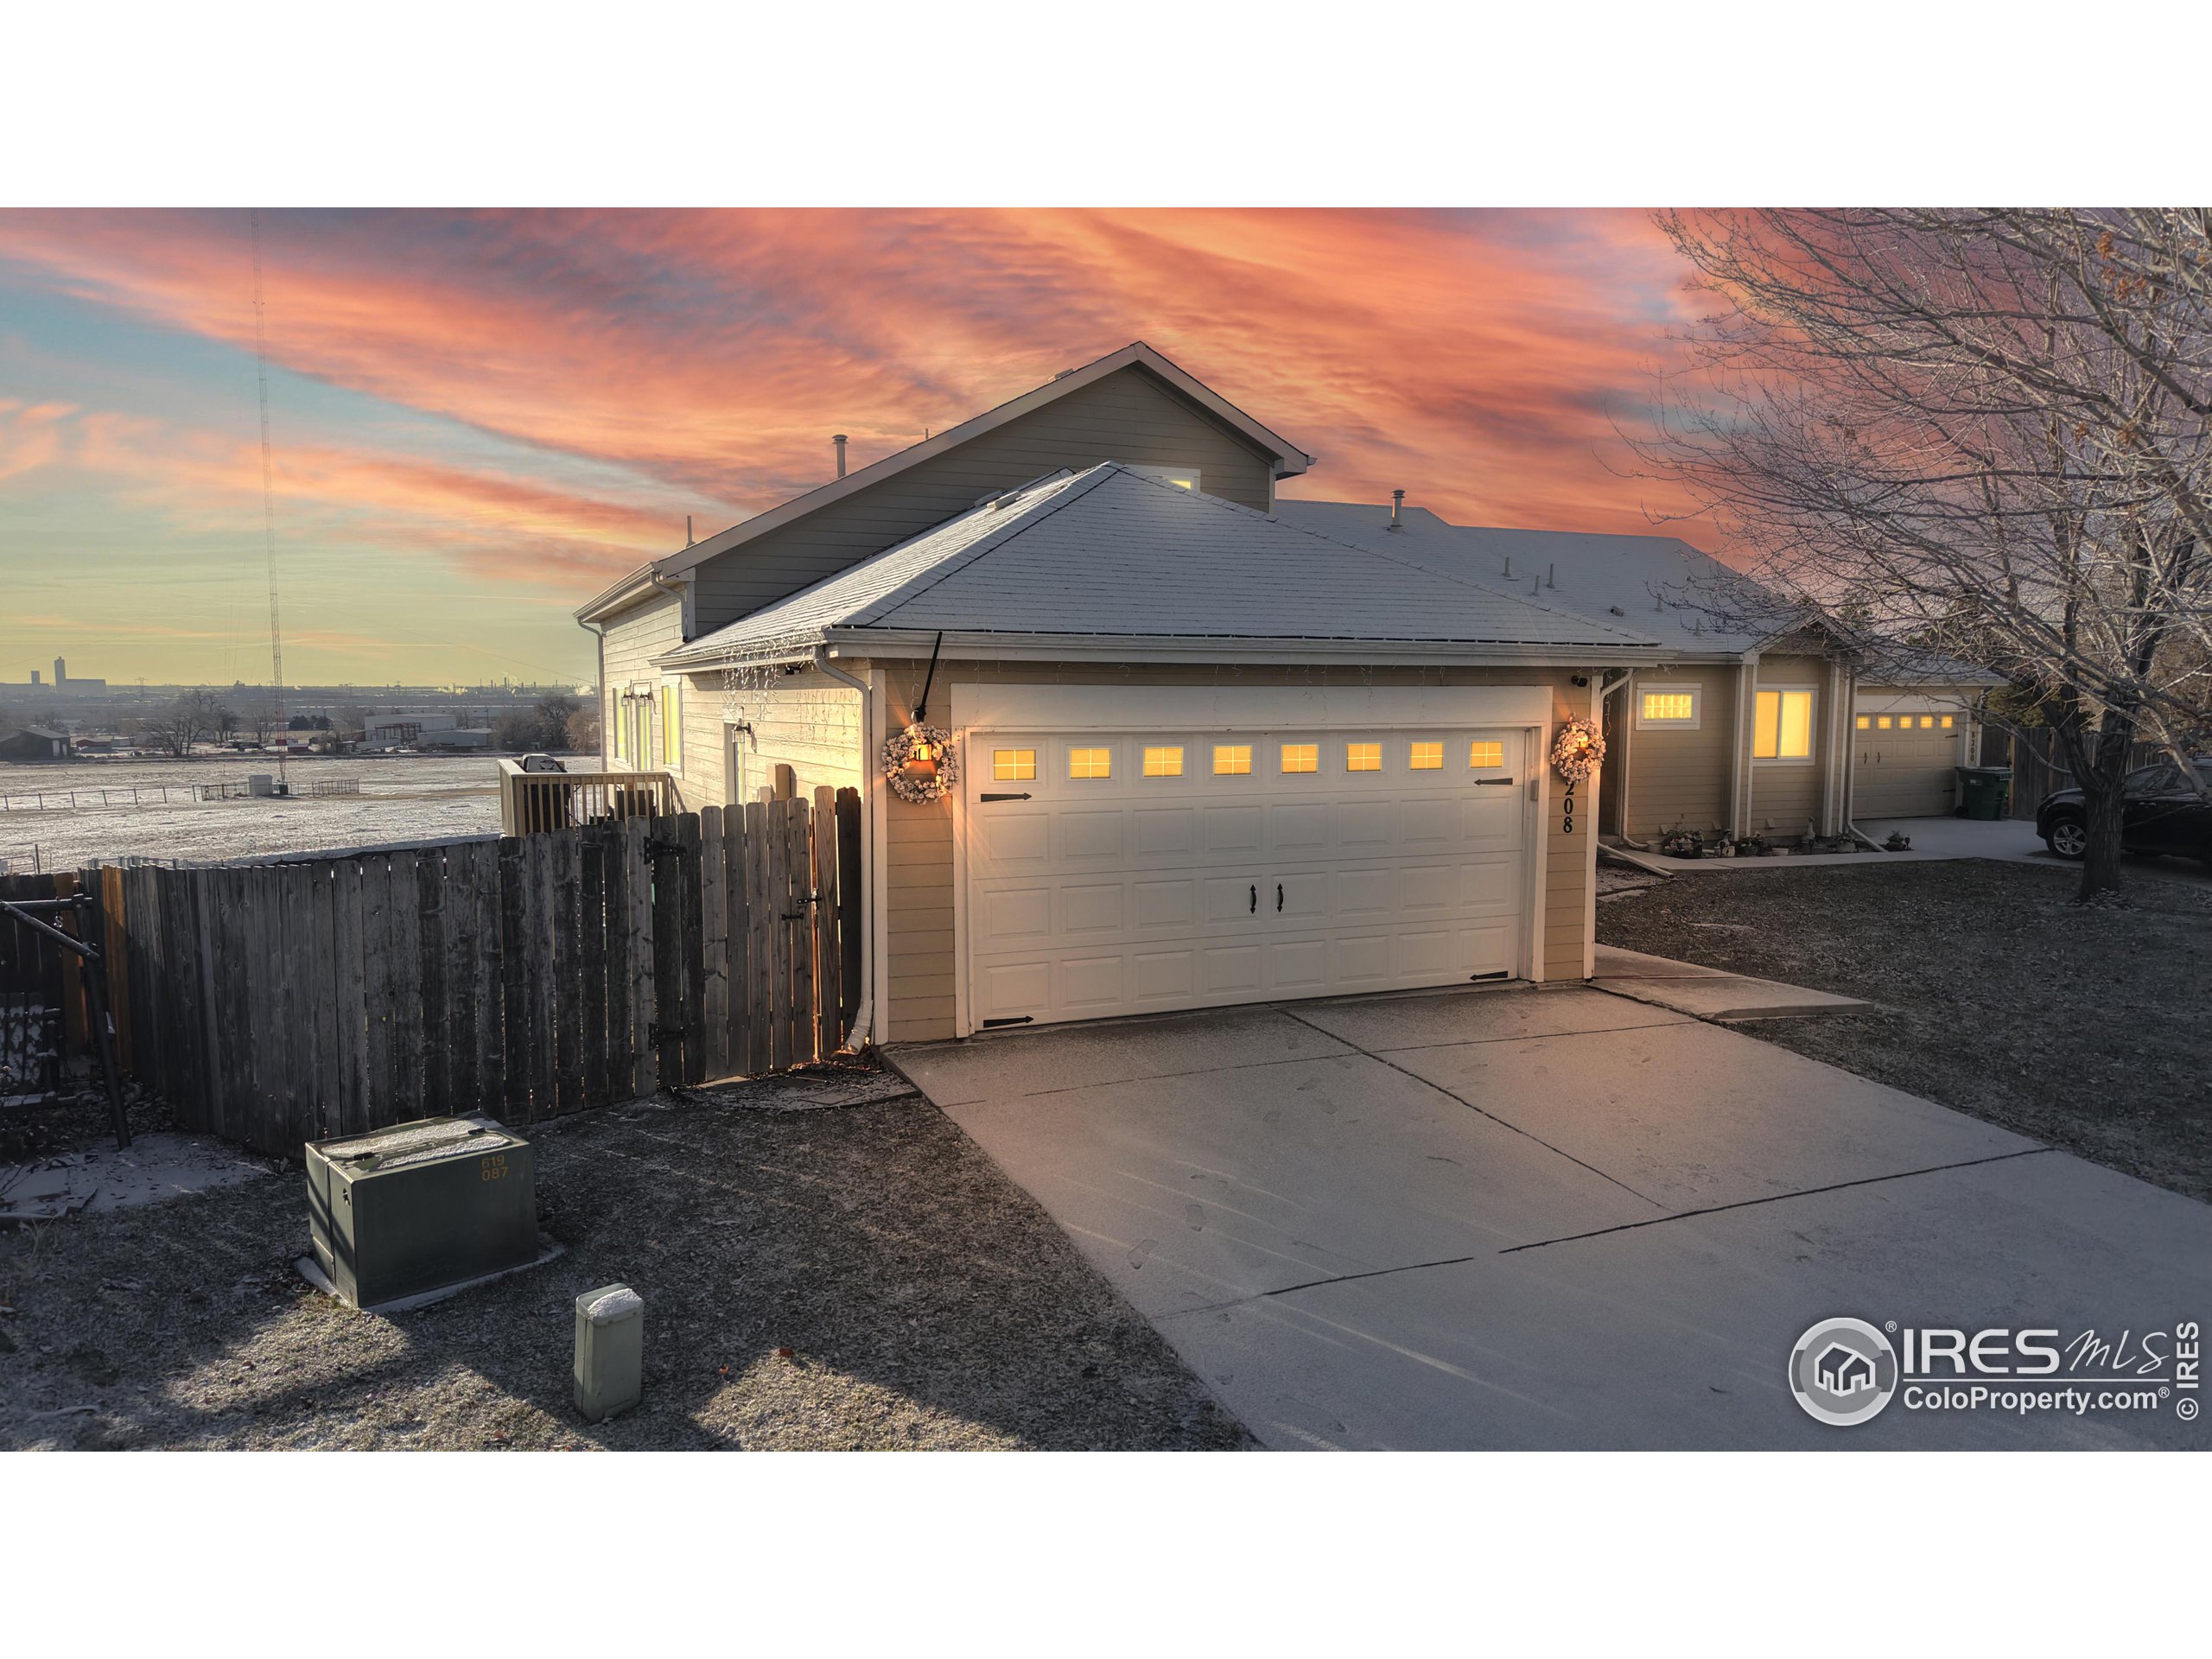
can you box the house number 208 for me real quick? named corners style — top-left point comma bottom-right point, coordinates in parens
top-left (1560, 789), bottom-right (1575, 836)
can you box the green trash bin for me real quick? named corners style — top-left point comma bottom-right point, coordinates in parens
top-left (1955, 765), bottom-right (2012, 820)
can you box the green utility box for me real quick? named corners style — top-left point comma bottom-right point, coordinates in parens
top-left (1955, 765), bottom-right (2013, 821)
top-left (305, 1116), bottom-right (537, 1310)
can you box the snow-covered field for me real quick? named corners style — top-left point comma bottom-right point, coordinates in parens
top-left (0, 754), bottom-right (592, 871)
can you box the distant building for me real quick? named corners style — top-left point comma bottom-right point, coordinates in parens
top-left (0, 725), bottom-right (72, 763)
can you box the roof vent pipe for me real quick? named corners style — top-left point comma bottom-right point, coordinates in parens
top-left (833, 434), bottom-right (849, 479)
top-left (1389, 488), bottom-right (1404, 531)
top-left (1503, 556), bottom-right (1513, 579)
top-left (1548, 562), bottom-right (1556, 588)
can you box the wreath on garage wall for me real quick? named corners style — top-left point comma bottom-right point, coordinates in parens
top-left (1550, 716), bottom-right (1606, 785)
top-left (882, 721), bottom-right (959, 804)
top-left (881, 630), bottom-right (959, 804)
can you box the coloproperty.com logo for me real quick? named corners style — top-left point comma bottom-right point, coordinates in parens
top-left (1789, 1316), bottom-right (2202, 1427)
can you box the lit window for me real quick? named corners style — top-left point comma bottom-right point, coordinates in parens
top-left (1469, 741), bottom-right (1504, 769)
top-left (993, 748), bottom-right (1035, 781)
top-left (1637, 686), bottom-right (1700, 728)
top-left (1345, 742), bottom-right (1381, 772)
top-left (1855, 715), bottom-right (1871, 730)
top-left (1755, 690), bottom-right (1815, 759)
top-left (1409, 741), bottom-right (1443, 770)
top-left (1281, 743), bottom-right (1319, 774)
top-left (1213, 745), bottom-right (1252, 775)
top-left (1919, 715), bottom-right (1936, 728)
top-left (1941, 715), bottom-right (1955, 728)
top-left (1877, 715), bottom-right (1892, 730)
top-left (1069, 747), bottom-right (1111, 779)
top-left (1142, 746), bottom-right (1184, 778)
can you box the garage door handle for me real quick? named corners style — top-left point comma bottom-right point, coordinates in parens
top-left (981, 792), bottom-right (1031, 802)
top-left (1276, 882), bottom-right (1284, 912)
top-left (1249, 884), bottom-right (1257, 913)
top-left (1475, 777), bottom-right (1515, 786)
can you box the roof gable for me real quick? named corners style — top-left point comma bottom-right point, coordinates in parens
top-left (580, 343), bottom-right (1313, 623)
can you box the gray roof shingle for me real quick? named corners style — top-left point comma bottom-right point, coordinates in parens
top-left (1274, 500), bottom-right (1782, 653)
top-left (664, 465), bottom-right (1663, 665)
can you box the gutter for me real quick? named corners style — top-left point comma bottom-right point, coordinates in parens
top-left (810, 646), bottom-right (874, 1053)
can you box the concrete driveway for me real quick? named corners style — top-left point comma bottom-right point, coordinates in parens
top-left (889, 987), bottom-right (2212, 1449)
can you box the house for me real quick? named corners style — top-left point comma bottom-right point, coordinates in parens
top-left (1815, 1343), bottom-right (1877, 1396)
top-left (0, 725), bottom-right (73, 763)
top-left (1274, 502), bottom-right (1999, 843)
top-left (578, 343), bottom-right (1683, 1045)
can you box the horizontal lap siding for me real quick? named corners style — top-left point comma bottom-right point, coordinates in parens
top-left (1542, 677), bottom-right (1595, 982)
top-left (1751, 654), bottom-right (1828, 837)
top-left (716, 672), bottom-right (871, 809)
top-left (876, 660), bottom-right (1599, 1042)
top-left (1624, 665), bottom-right (1738, 841)
top-left (597, 592), bottom-right (686, 787)
top-left (690, 368), bottom-right (1279, 632)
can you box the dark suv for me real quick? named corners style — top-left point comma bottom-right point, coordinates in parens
top-left (2036, 756), bottom-right (2212, 862)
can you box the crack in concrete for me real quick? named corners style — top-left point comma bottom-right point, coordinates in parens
top-left (1268, 1002), bottom-right (1669, 1211)
top-left (1166, 1147), bottom-right (2056, 1318)
top-left (1495, 1147), bottom-right (2055, 1254)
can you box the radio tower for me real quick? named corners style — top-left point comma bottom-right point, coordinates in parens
top-left (251, 209), bottom-right (288, 791)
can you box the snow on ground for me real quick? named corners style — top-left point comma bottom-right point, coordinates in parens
top-left (0, 754), bottom-right (592, 870)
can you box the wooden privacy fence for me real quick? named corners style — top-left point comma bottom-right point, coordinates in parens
top-left (37, 788), bottom-right (859, 1159)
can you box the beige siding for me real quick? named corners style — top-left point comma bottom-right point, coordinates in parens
top-left (871, 659), bottom-right (1599, 1043)
top-left (691, 367), bottom-right (1279, 632)
top-left (1541, 677), bottom-right (1597, 982)
top-left (1749, 653), bottom-right (1828, 838)
top-left (595, 591), bottom-right (685, 778)
top-left (1618, 664), bottom-right (1740, 842)
top-left (701, 670), bottom-right (864, 807)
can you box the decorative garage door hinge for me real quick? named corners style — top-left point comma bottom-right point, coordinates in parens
top-left (981, 1015), bottom-right (1034, 1028)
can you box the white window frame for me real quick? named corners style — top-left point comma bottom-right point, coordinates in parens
top-left (658, 677), bottom-right (684, 773)
top-left (1753, 684), bottom-right (1819, 764)
top-left (1634, 683), bottom-right (1703, 731)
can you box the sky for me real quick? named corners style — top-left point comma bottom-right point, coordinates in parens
top-left (0, 209), bottom-right (1711, 689)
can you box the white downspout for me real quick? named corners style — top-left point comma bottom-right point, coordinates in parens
top-left (811, 646), bottom-right (874, 1051)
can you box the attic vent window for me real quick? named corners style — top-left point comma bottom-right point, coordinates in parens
top-left (1135, 467), bottom-right (1201, 493)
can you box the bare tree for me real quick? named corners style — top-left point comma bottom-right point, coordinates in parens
top-left (134, 687), bottom-right (230, 759)
top-left (1634, 209), bottom-right (2212, 899)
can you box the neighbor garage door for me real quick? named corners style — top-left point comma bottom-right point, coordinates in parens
top-left (1853, 709), bottom-right (1964, 817)
top-left (963, 726), bottom-right (1533, 1027)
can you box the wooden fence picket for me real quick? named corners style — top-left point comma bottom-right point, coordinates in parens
top-left (29, 802), bottom-right (856, 1159)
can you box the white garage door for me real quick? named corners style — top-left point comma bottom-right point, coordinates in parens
top-left (1854, 710), bottom-right (1964, 817)
top-left (963, 727), bottom-right (1534, 1027)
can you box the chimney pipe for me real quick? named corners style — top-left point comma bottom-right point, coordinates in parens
top-left (1503, 556), bottom-right (1513, 579)
top-left (1547, 562), bottom-right (1556, 588)
top-left (685, 514), bottom-right (694, 547)
top-left (1389, 488), bottom-right (1404, 531)
top-left (833, 434), bottom-right (849, 479)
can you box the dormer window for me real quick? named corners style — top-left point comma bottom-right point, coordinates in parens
top-left (1135, 466), bottom-right (1201, 493)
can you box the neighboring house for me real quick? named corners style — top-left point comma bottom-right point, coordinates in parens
top-left (1276, 502), bottom-right (1999, 842)
top-left (578, 344), bottom-right (1682, 1044)
top-left (0, 725), bottom-right (72, 763)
